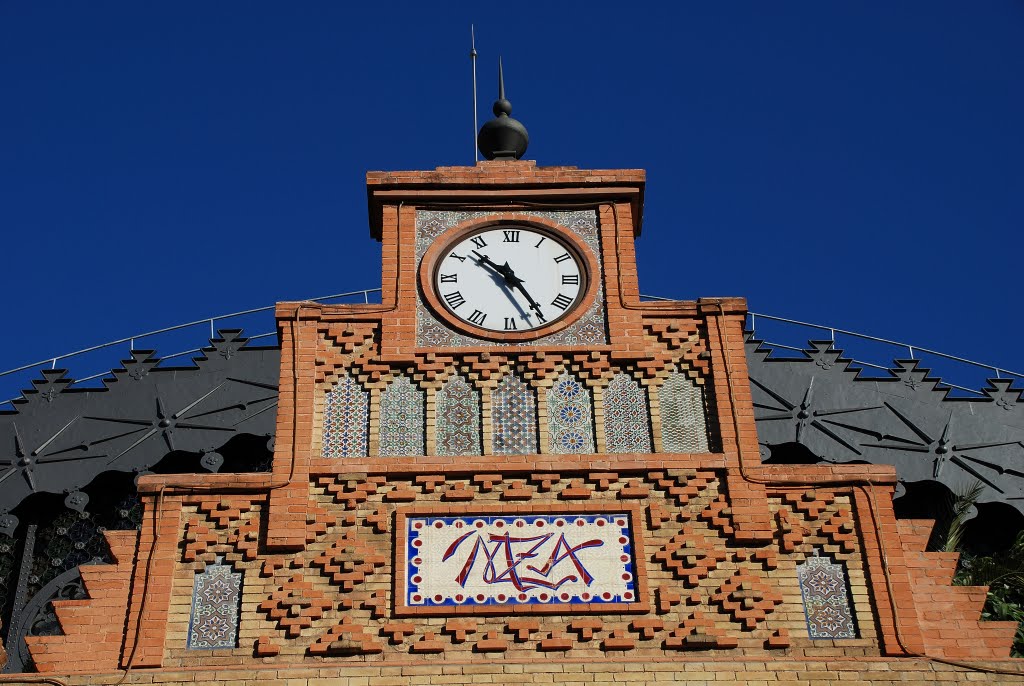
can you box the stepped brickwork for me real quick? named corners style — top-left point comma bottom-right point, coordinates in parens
top-left (24, 530), bottom-right (138, 673)
top-left (896, 518), bottom-right (1017, 658)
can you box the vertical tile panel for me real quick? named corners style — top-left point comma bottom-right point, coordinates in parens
top-left (547, 372), bottom-right (596, 454)
top-left (491, 374), bottom-right (539, 455)
top-left (379, 376), bottom-right (426, 456)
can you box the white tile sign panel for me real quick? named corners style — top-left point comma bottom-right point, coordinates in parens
top-left (406, 513), bottom-right (638, 608)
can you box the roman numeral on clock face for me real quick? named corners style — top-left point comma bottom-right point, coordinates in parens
top-left (444, 291), bottom-right (466, 309)
top-left (439, 273), bottom-right (457, 283)
top-left (449, 252), bottom-right (467, 262)
top-left (502, 230), bottom-right (520, 243)
top-left (551, 293), bottom-right (574, 310)
top-left (470, 236), bottom-right (487, 249)
top-left (504, 317), bottom-right (517, 330)
top-left (467, 309), bottom-right (487, 325)
top-left (562, 274), bottom-right (579, 285)
top-left (553, 252), bottom-right (572, 264)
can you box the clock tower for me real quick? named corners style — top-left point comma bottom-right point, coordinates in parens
top-left (30, 67), bottom-right (1017, 685)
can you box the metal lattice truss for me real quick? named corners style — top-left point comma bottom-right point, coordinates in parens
top-left (0, 330), bottom-right (281, 531)
top-left (747, 335), bottom-right (1024, 515)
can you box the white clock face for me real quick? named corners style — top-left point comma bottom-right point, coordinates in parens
top-left (432, 226), bottom-right (587, 333)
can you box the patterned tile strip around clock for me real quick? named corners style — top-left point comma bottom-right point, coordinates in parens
top-left (414, 210), bottom-right (607, 347)
top-left (659, 371), bottom-right (710, 452)
top-left (435, 374), bottom-right (482, 456)
top-left (379, 376), bottom-right (425, 457)
top-left (605, 373), bottom-right (653, 453)
top-left (491, 373), bottom-right (539, 455)
top-left (322, 375), bottom-right (369, 458)
top-left (547, 372), bottom-right (595, 454)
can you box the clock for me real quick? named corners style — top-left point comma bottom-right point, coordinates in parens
top-left (419, 223), bottom-right (593, 341)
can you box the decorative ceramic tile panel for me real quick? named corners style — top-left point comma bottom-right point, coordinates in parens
top-left (416, 210), bottom-right (607, 347)
top-left (604, 373), bottom-right (652, 453)
top-left (322, 375), bottom-right (369, 458)
top-left (436, 375), bottom-right (481, 456)
top-left (491, 373), bottom-right (538, 455)
top-left (187, 561), bottom-right (242, 650)
top-left (379, 376), bottom-right (425, 457)
top-left (797, 553), bottom-right (857, 639)
top-left (547, 372), bottom-right (595, 454)
top-left (659, 371), bottom-right (709, 452)
top-left (404, 512), bottom-right (637, 609)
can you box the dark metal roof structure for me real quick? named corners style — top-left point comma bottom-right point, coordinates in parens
top-left (747, 333), bottom-right (1024, 527)
top-left (0, 330), bottom-right (280, 532)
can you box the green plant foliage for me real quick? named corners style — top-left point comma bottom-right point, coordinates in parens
top-left (946, 484), bottom-right (1024, 657)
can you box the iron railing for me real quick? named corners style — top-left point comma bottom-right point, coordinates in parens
top-left (746, 311), bottom-right (1023, 397)
top-left (0, 289), bottom-right (381, 408)
top-left (1, 291), bottom-right (1018, 408)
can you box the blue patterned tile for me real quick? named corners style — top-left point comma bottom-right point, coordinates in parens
top-left (492, 374), bottom-right (538, 455)
top-left (379, 376), bottom-right (425, 456)
top-left (547, 372), bottom-right (595, 454)
top-left (436, 375), bottom-right (481, 456)
top-left (798, 553), bottom-right (857, 639)
top-left (604, 373), bottom-right (652, 453)
top-left (322, 375), bottom-right (369, 458)
top-left (187, 561), bottom-right (242, 650)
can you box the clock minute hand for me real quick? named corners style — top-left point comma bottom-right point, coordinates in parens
top-left (472, 251), bottom-right (546, 323)
top-left (495, 262), bottom-right (546, 323)
top-left (511, 280), bottom-right (546, 323)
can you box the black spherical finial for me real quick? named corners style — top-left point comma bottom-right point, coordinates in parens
top-left (493, 98), bottom-right (512, 117)
top-left (477, 57), bottom-right (529, 161)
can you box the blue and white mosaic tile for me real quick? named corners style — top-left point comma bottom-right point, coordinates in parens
top-left (659, 371), bottom-right (709, 452)
top-left (797, 553), bottom-right (857, 639)
top-left (604, 373), bottom-right (652, 453)
top-left (491, 374), bottom-right (538, 455)
top-left (187, 561), bottom-right (242, 650)
top-left (379, 376), bottom-right (425, 456)
top-left (436, 374), bottom-right (481, 456)
top-left (547, 372), bottom-right (595, 454)
top-left (322, 375), bottom-right (369, 458)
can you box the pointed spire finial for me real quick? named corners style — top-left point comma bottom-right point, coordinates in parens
top-left (477, 57), bottom-right (529, 160)
top-left (498, 57), bottom-right (506, 100)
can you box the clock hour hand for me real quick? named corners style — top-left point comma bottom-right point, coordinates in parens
top-left (471, 250), bottom-right (519, 284)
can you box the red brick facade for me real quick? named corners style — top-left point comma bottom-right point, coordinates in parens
top-left (9, 161), bottom-right (1022, 684)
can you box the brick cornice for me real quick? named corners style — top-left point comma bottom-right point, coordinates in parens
top-left (366, 161), bottom-right (646, 239)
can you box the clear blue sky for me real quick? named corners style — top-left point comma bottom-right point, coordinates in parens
top-left (2, 2), bottom-right (1022, 397)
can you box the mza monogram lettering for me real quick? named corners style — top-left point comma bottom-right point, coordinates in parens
top-left (443, 530), bottom-right (602, 591)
